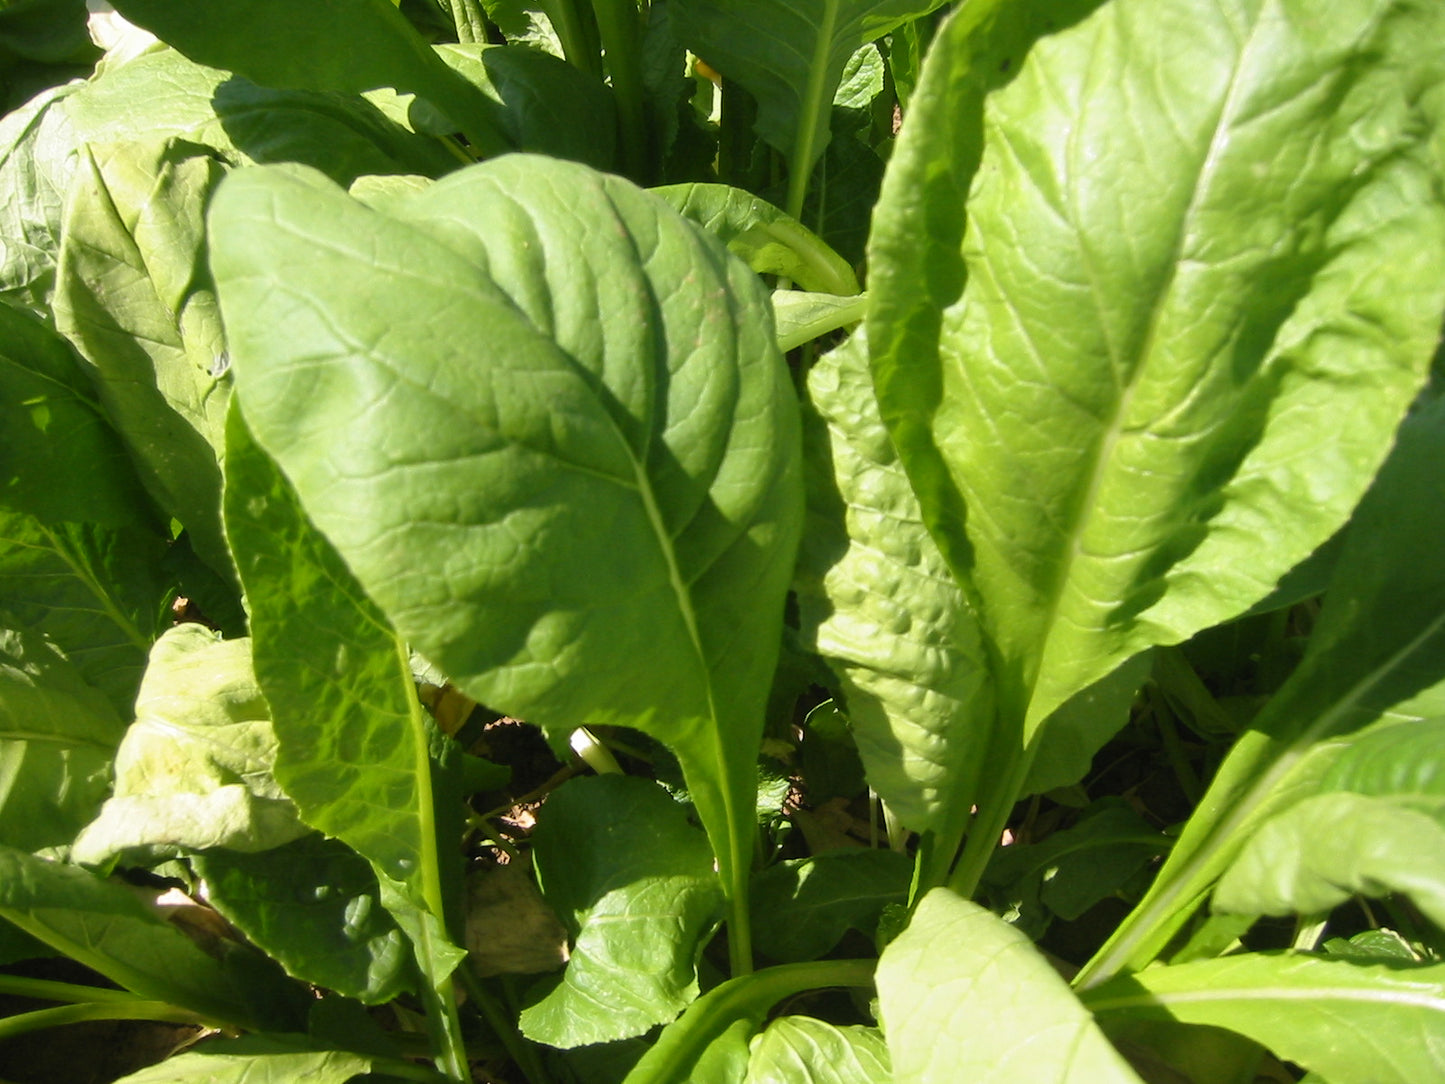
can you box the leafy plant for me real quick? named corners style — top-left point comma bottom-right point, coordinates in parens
top-left (1, 0), bottom-right (1443, 1081)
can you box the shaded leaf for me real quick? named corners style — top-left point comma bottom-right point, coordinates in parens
top-left (750, 849), bottom-right (910, 963)
top-left (520, 774), bottom-right (722, 1047)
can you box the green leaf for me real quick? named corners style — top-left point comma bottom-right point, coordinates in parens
top-left (876, 889), bottom-right (1142, 1083)
top-left (797, 331), bottom-right (991, 849)
top-left (750, 849), bottom-right (911, 963)
top-left (0, 0), bottom-right (92, 65)
top-left (194, 835), bottom-right (412, 1006)
top-left (670, 0), bottom-right (946, 217)
top-left (771, 291), bottom-right (866, 353)
top-left (1213, 718), bottom-right (1445, 927)
top-left (434, 42), bottom-right (616, 169)
top-left (52, 138), bottom-right (232, 572)
top-left (870, 0), bottom-right (1445, 743)
top-left (210, 154), bottom-right (804, 967)
top-left (0, 620), bottom-right (126, 853)
top-left (0, 511), bottom-right (163, 713)
top-left (221, 410), bottom-right (455, 924)
top-left (1081, 396), bottom-right (1445, 983)
top-left (71, 625), bottom-right (308, 867)
top-left (0, 301), bottom-right (159, 532)
top-left (0, 80), bottom-right (78, 312)
top-left (745, 1017), bottom-right (890, 1084)
top-left (62, 47), bottom-right (459, 181)
top-left (0, 845), bottom-right (305, 1030)
top-left (653, 182), bottom-right (860, 295)
top-left (106, 0), bottom-right (511, 154)
top-left (110, 1035), bottom-right (376, 1084)
top-left (520, 774), bottom-right (723, 1047)
top-left (1085, 952), bottom-right (1445, 1084)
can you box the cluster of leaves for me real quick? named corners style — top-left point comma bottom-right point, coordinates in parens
top-left (1, 0), bottom-right (1444, 1081)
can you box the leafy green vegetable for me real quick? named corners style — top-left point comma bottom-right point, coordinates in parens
top-left (876, 888), bottom-right (1141, 1083)
top-left (209, 153), bottom-right (803, 971)
top-left (750, 847), bottom-right (911, 963)
top-left (72, 624), bottom-right (307, 867)
top-left (746, 1016), bottom-right (889, 1084)
top-left (520, 774), bottom-right (722, 1046)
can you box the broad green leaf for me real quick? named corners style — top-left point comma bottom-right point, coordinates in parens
top-left (435, 42), bottom-right (616, 169)
top-left (1213, 718), bottom-right (1445, 927)
top-left (1080, 396), bottom-right (1445, 983)
top-left (62, 47), bottom-right (459, 181)
top-left (0, 301), bottom-right (157, 533)
top-left (876, 888), bottom-right (1141, 1083)
top-left (797, 331), bottom-right (992, 846)
top-left (478, 0), bottom-right (563, 57)
top-left (106, 0), bottom-right (511, 154)
top-left (868, 0), bottom-right (1445, 748)
top-left (0, 621), bottom-right (125, 852)
top-left (0, 511), bottom-right (163, 712)
top-left (0, 0), bottom-right (92, 65)
top-left (750, 849), bottom-right (910, 963)
top-left (745, 1017), bottom-right (890, 1084)
top-left (0, 845), bottom-right (305, 1030)
top-left (71, 625), bottom-right (308, 867)
top-left (670, 0), bottom-right (946, 216)
top-left (653, 182), bottom-right (860, 295)
top-left (210, 154), bottom-right (804, 961)
top-left (0, 80), bottom-right (78, 312)
top-left (194, 835), bottom-right (412, 1006)
top-left (111, 1035), bottom-right (375, 1084)
top-left (1085, 952), bottom-right (1445, 1084)
top-left (520, 775), bottom-right (722, 1047)
top-left (52, 138), bottom-right (232, 571)
top-left (221, 410), bottom-right (456, 928)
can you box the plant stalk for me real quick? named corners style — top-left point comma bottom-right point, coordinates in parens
top-left (590, 0), bottom-right (649, 181)
top-left (0, 1001), bottom-right (209, 1042)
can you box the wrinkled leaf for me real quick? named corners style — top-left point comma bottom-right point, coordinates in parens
top-left (210, 154), bottom-right (803, 951)
top-left (869, 0), bottom-right (1445, 750)
top-left (0, 80), bottom-right (78, 311)
top-left (750, 849), bottom-right (910, 963)
top-left (745, 1017), bottom-right (890, 1084)
top-left (72, 625), bottom-right (308, 867)
top-left (1085, 952), bottom-right (1445, 1084)
top-left (797, 331), bottom-right (991, 846)
top-left (878, 889), bottom-right (1141, 1083)
top-left (521, 775), bottom-right (722, 1047)
top-left (195, 835), bottom-right (413, 1006)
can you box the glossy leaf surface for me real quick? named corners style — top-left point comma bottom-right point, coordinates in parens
top-left (745, 1017), bottom-right (889, 1084)
top-left (211, 155), bottom-right (803, 942)
top-left (876, 888), bottom-right (1141, 1083)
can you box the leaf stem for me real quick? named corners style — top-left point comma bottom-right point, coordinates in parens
top-left (0, 976), bottom-right (143, 1004)
top-left (458, 967), bottom-right (551, 1084)
top-left (0, 1001), bottom-right (209, 1042)
top-left (621, 959), bottom-right (876, 1084)
top-left (590, 0), bottom-right (649, 180)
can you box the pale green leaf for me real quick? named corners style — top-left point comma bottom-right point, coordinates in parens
top-left (797, 331), bottom-right (992, 840)
top-left (1085, 952), bottom-right (1445, 1084)
top-left (771, 291), bottom-right (865, 353)
top-left (520, 775), bottom-right (722, 1047)
top-left (653, 182), bottom-right (860, 295)
top-left (210, 154), bottom-right (803, 954)
top-left (107, 0), bottom-right (511, 153)
top-left (71, 625), bottom-right (308, 867)
top-left (877, 889), bottom-right (1141, 1083)
top-left (0, 80), bottom-right (79, 312)
top-left (868, 0), bottom-right (1445, 742)
top-left (746, 1017), bottom-right (890, 1084)
top-left (111, 1035), bottom-right (375, 1084)
top-left (195, 836), bottom-right (412, 1005)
